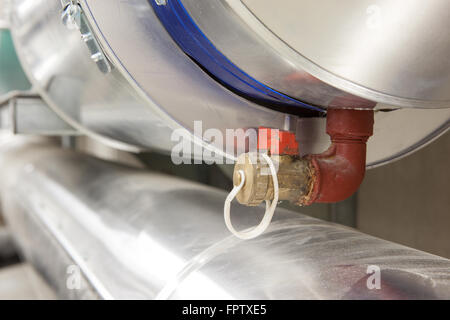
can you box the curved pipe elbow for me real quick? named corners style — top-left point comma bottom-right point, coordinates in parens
top-left (305, 108), bottom-right (374, 204)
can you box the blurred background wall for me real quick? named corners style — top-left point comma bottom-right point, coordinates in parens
top-left (358, 132), bottom-right (450, 259)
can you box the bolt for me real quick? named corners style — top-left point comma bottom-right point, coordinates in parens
top-left (61, 2), bottom-right (81, 30)
top-left (155, 0), bottom-right (167, 6)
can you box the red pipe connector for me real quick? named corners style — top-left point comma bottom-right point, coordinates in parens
top-left (306, 108), bottom-right (374, 204)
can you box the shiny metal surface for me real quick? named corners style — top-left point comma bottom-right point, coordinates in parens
top-left (181, 0), bottom-right (373, 109)
top-left (10, 0), bottom-right (287, 156)
top-left (366, 109), bottom-right (449, 168)
top-left (184, 0), bottom-right (450, 108)
top-left (1, 96), bottom-right (78, 135)
top-left (7, 0), bottom-right (450, 167)
top-left (1, 135), bottom-right (450, 299)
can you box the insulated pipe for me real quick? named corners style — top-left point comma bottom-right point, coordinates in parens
top-left (1, 135), bottom-right (450, 299)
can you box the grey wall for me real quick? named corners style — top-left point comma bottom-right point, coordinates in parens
top-left (358, 131), bottom-right (450, 259)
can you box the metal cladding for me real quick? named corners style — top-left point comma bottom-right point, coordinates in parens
top-left (1, 135), bottom-right (450, 299)
top-left (178, 0), bottom-right (450, 109)
top-left (6, 0), bottom-right (450, 166)
top-left (149, 0), bottom-right (324, 111)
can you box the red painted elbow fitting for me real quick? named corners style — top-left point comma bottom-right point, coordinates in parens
top-left (305, 108), bottom-right (374, 204)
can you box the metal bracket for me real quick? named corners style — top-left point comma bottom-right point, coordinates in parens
top-left (61, 0), bottom-right (113, 74)
top-left (0, 91), bottom-right (79, 136)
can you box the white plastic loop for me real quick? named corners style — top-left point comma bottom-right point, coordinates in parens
top-left (224, 153), bottom-right (279, 240)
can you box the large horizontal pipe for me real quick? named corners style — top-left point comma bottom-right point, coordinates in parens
top-left (0, 134), bottom-right (450, 299)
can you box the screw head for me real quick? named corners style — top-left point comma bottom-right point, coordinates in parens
top-left (61, 4), bottom-right (81, 30)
